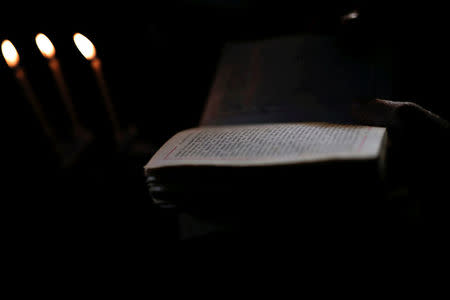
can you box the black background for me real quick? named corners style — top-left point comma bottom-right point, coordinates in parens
top-left (1, 0), bottom-right (449, 261)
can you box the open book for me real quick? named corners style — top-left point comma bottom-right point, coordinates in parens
top-left (144, 34), bottom-right (391, 221)
top-left (144, 122), bottom-right (387, 216)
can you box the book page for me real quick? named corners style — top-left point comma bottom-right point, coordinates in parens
top-left (200, 35), bottom-right (392, 126)
top-left (145, 123), bottom-right (386, 171)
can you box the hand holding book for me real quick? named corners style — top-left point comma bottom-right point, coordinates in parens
top-left (352, 98), bottom-right (450, 167)
top-left (144, 34), bottom-right (450, 237)
top-left (353, 98), bottom-right (450, 223)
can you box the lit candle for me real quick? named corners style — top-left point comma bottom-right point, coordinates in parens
top-left (73, 33), bottom-right (122, 143)
top-left (2, 39), bottom-right (60, 154)
top-left (35, 33), bottom-right (84, 138)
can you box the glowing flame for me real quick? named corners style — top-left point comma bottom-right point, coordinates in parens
top-left (35, 33), bottom-right (55, 59)
top-left (342, 10), bottom-right (359, 21)
top-left (1, 40), bottom-right (20, 68)
top-left (73, 33), bottom-right (96, 60)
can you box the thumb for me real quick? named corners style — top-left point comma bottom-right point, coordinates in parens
top-left (352, 98), bottom-right (449, 133)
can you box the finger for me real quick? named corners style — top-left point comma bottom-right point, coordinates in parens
top-left (352, 98), bottom-right (404, 128)
top-left (352, 98), bottom-right (450, 133)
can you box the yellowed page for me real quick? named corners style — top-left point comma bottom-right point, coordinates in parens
top-left (145, 123), bottom-right (386, 172)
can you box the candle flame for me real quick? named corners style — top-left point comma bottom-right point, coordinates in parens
top-left (1, 40), bottom-right (20, 68)
top-left (35, 33), bottom-right (56, 59)
top-left (73, 33), bottom-right (96, 60)
top-left (342, 10), bottom-right (359, 21)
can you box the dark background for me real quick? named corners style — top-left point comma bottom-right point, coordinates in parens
top-left (1, 0), bottom-right (449, 258)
